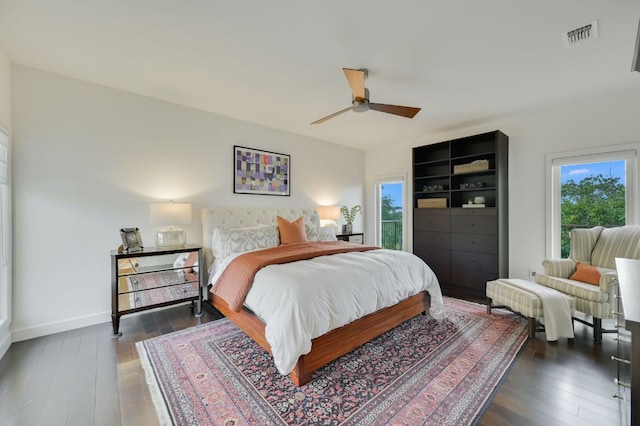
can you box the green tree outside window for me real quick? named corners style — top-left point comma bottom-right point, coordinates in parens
top-left (560, 173), bottom-right (625, 257)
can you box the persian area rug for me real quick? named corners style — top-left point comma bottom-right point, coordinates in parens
top-left (136, 297), bottom-right (528, 425)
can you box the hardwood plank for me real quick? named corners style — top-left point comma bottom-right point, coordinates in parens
top-left (12, 332), bottom-right (66, 425)
top-left (39, 328), bottom-right (83, 426)
top-left (0, 336), bottom-right (50, 424)
top-left (118, 359), bottom-right (158, 426)
top-left (579, 404), bottom-right (626, 426)
top-left (95, 322), bottom-right (122, 426)
top-left (66, 325), bottom-right (99, 426)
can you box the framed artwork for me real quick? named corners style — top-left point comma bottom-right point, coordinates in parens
top-left (119, 227), bottom-right (144, 252)
top-left (233, 145), bottom-right (290, 196)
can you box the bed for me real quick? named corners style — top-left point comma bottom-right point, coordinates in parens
top-left (201, 207), bottom-right (442, 386)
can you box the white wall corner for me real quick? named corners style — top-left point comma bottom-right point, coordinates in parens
top-left (0, 321), bottom-right (11, 359)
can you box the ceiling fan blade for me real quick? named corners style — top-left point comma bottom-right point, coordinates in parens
top-left (342, 68), bottom-right (366, 100)
top-left (369, 103), bottom-right (421, 119)
top-left (310, 106), bottom-right (353, 124)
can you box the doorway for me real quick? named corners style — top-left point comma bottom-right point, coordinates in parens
top-left (375, 175), bottom-right (406, 251)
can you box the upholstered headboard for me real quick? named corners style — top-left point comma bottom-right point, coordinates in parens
top-left (201, 207), bottom-right (320, 282)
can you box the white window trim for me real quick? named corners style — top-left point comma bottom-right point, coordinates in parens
top-left (373, 173), bottom-right (407, 251)
top-left (545, 143), bottom-right (639, 259)
top-left (0, 127), bottom-right (10, 359)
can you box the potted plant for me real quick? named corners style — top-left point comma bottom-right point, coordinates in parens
top-left (340, 205), bottom-right (361, 234)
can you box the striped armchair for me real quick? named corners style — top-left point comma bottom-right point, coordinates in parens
top-left (535, 225), bottom-right (640, 340)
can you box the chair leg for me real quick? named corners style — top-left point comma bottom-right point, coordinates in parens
top-left (593, 317), bottom-right (602, 341)
top-left (528, 318), bottom-right (536, 339)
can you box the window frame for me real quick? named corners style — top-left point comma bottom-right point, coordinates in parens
top-left (545, 144), bottom-right (638, 259)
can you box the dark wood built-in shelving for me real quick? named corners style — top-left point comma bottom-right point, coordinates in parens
top-left (412, 130), bottom-right (508, 299)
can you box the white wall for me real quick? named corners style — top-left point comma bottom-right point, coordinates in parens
top-left (0, 47), bottom-right (10, 358)
top-left (11, 65), bottom-right (364, 341)
top-left (0, 51), bottom-right (9, 128)
top-left (366, 81), bottom-right (640, 282)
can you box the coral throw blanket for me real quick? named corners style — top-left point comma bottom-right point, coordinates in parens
top-left (212, 241), bottom-right (379, 311)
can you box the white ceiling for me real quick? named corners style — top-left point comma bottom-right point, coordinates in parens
top-left (1, 1), bottom-right (639, 150)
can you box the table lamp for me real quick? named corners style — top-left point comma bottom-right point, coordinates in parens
top-left (149, 202), bottom-right (192, 247)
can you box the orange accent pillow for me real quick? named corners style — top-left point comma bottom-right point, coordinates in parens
top-left (184, 251), bottom-right (199, 273)
top-left (569, 262), bottom-right (601, 285)
top-left (277, 216), bottom-right (308, 244)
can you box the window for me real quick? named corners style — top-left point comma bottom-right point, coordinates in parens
top-left (546, 146), bottom-right (637, 258)
top-left (374, 175), bottom-right (406, 251)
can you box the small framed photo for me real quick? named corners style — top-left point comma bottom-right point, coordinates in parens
top-left (233, 145), bottom-right (290, 196)
top-left (120, 227), bottom-right (143, 252)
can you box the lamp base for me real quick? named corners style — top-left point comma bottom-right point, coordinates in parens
top-left (320, 219), bottom-right (338, 235)
top-left (156, 229), bottom-right (187, 248)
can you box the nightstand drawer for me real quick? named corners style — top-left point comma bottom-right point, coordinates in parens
top-left (348, 234), bottom-right (363, 244)
top-left (336, 233), bottom-right (364, 244)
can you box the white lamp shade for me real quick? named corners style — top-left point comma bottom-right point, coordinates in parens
top-left (150, 202), bottom-right (192, 226)
top-left (317, 205), bottom-right (340, 221)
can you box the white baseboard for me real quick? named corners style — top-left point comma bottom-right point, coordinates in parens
top-left (11, 311), bottom-right (111, 342)
top-left (0, 323), bottom-right (10, 360)
top-left (10, 302), bottom-right (194, 342)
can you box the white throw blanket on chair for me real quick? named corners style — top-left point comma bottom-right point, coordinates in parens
top-left (506, 278), bottom-right (575, 341)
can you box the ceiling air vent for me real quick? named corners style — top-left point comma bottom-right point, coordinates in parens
top-left (562, 20), bottom-right (599, 47)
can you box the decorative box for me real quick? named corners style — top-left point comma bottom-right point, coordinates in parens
top-left (453, 159), bottom-right (489, 174)
top-left (418, 198), bottom-right (447, 208)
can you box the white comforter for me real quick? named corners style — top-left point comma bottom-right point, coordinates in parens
top-left (210, 248), bottom-right (442, 375)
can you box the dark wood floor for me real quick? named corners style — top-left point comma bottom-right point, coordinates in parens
top-left (0, 302), bottom-right (631, 425)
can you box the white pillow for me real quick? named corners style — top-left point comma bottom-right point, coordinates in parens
top-left (305, 222), bottom-right (320, 242)
top-left (214, 225), bottom-right (280, 260)
top-left (317, 226), bottom-right (338, 241)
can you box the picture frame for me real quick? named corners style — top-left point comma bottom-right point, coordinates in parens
top-left (120, 227), bottom-right (144, 252)
top-left (233, 145), bottom-right (290, 196)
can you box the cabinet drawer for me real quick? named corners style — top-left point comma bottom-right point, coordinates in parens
top-left (414, 214), bottom-right (450, 232)
top-left (118, 269), bottom-right (198, 294)
top-left (451, 233), bottom-right (497, 255)
top-left (414, 231), bottom-right (450, 250)
top-left (413, 247), bottom-right (450, 283)
top-left (118, 282), bottom-right (199, 311)
top-left (428, 262), bottom-right (451, 284)
top-left (451, 215), bottom-right (497, 235)
top-left (451, 207), bottom-right (496, 217)
top-left (451, 268), bottom-right (497, 291)
top-left (348, 234), bottom-right (363, 244)
top-left (451, 250), bottom-right (498, 274)
top-left (414, 246), bottom-right (450, 267)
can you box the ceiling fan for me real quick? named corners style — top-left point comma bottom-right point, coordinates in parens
top-left (311, 68), bottom-right (421, 124)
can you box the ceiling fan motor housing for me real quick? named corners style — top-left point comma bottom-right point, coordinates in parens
top-left (352, 88), bottom-right (370, 112)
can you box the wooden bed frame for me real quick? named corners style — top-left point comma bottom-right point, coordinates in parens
top-left (200, 207), bottom-right (432, 386)
top-left (210, 291), bottom-right (430, 386)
